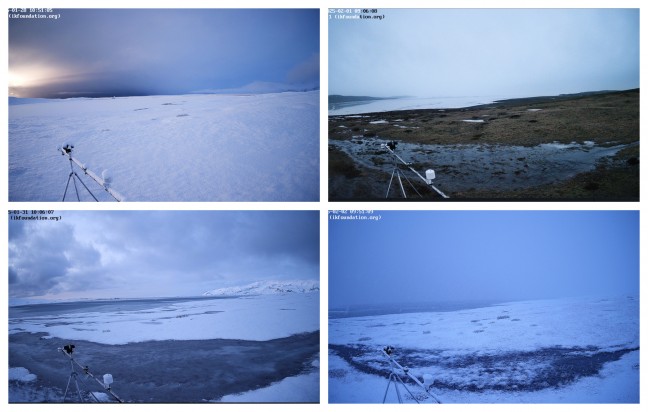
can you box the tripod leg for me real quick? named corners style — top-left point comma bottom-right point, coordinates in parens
top-left (71, 174), bottom-right (81, 201)
top-left (73, 374), bottom-right (84, 402)
top-left (394, 375), bottom-right (403, 403)
top-left (63, 173), bottom-right (74, 201)
top-left (383, 375), bottom-right (394, 403)
top-left (63, 374), bottom-right (73, 401)
top-left (396, 170), bottom-right (407, 198)
top-left (395, 374), bottom-right (420, 404)
top-left (73, 172), bottom-right (99, 202)
top-left (386, 167), bottom-right (397, 198)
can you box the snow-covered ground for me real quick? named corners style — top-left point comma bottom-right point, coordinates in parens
top-left (329, 296), bottom-right (639, 403)
top-left (218, 360), bottom-right (320, 403)
top-left (9, 91), bottom-right (319, 201)
top-left (10, 293), bottom-right (319, 344)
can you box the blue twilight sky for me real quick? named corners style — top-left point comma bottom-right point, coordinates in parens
top-left (8, 211), bottom-right (319, 300)
top-left (329, 211), bottom-right (639, 308)
top-left (9, 9), bottom-right (319, 98)
top-left (329, 8), bottom-right (639, 98)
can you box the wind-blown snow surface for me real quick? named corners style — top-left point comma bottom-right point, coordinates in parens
top-left (204, 279), bottom-right (320, 297)
top-left (9, 91), bottom-right (319, 201)
top-left (329, 296), bottom-right (639, 403)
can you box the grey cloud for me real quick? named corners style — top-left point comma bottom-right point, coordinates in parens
top-left (8, 211), bottom-right (319, 299)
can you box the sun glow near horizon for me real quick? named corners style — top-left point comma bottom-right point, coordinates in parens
top-left (8, 67), bottom-right (56, 97)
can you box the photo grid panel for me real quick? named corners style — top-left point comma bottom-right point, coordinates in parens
top-left (8, 210), bottom-right (320, 403)
top-left (326, 5), bottom-right (641, 407)
top-left (6, 6), bottom-right (322, 404)
top-left (327, 210), bottom-right (639, 403)
top-left (4, 3), bottom-right (644, 408)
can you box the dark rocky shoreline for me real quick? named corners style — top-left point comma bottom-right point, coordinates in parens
top-left (9, 331), bottom-right (319, 403)
top-left (329, 343), bottom-right (639, 393)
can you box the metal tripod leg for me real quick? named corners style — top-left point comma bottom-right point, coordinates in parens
top-left (63, 156), bottom-right (100, 202)
top-left (384, 373), bottom-right (403, 403)
top-left (383, 371), bottom-right (421, 404)
top-left (386, 166), bottom-right (408, 198)
top-left (64, 361), bottom-right (84, 402)
top-left (386, 167), bottom-right (396, 198)
top-left (63, 172), bottom-right (81, 201)
top-left (72, 172), bottom-right (99, 201)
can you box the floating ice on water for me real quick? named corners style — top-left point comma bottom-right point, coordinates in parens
top-left (370, 120), bottom-right (389, 124)
top-left (9, 367), bottom-right (37, 382)
top-left (9, 292), bottom-right (319, 344)
top-left (462, 119), bottom-right (485, 123)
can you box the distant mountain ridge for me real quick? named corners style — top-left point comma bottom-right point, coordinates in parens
top-left (204, 280), bottom-right (319, 297)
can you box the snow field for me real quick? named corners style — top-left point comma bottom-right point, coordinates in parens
top-left (329, 296), bottom-right (638, 355)
top-left (9, 91), bottom-right (319, 201)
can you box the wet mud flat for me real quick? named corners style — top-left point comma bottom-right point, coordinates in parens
top-left (9, 331), bottom-right (319, 403)
top-left (329, 89), bottom-right (639, 200)
top-left (329, 343), bottom-right (639, 393)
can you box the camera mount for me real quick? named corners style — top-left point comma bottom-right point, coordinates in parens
top-left (381, 141), bottom-right (449, 199)
top-left (58, 144), bottom-right (124, 202)
top-left (58, 344), bottom-right (124, 403)
top-left (381, 346), bottom-right (442, 404)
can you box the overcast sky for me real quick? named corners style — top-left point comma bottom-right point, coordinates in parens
top-left (329, 8), bottom-right (639, 98)
top-left (9, 211), bottom-right (319, 300)
top-left (329, 211), bottom-right (638, 308)
top-left (9, 8), bottom-right (319, 98)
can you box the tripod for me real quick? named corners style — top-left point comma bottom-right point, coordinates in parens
top-left (62, 350), bottom-right (98, 402)
top-left (381, 346), bottom-right (442, 404)
top-left (386, 157), bottom-right (424, 199)
top-left (383, 141), bottom-right (449, 199)
top-left (63, 153), bottom-right (99, 202)
top-left (383, 358), bottom-right (420, 403)
top-left (59, 345), bottom-right (124, 403)
top-left (59, 144), bottom-right (124, 202)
